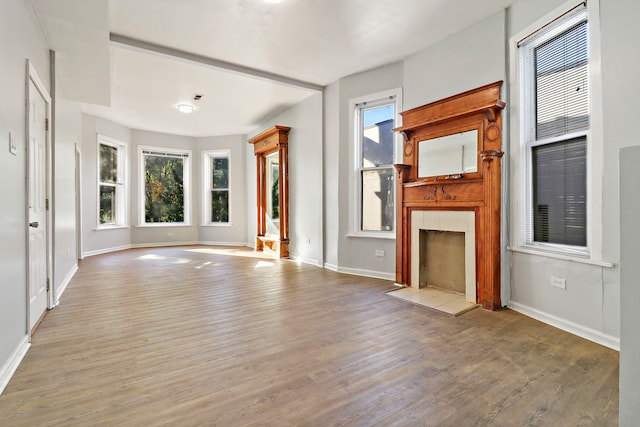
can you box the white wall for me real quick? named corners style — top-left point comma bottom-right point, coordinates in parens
top-left (404, 10), bottom-right (506, 111)
top-left (507, 0), bottom-right (619, 349)
top-left (620, 147), bottom-right (640, 425)
top-left (53, 97), bottom-right (81, 300)
top-left (0, 0), bottom-right (51, 391)
top-left (332, 62), bottom-right (403, 279)
top-left (81, 114), bottom-right (132, 255)
top-left (247, 93), bottom-right (324, 265)
top-left (323, 83), bottom-right (340, 268)
top-left (197, 134), bottom-right (247, 246)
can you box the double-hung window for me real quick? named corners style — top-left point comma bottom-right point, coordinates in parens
top-left (518, 3), bottom-right (589, 253)
top-left (352, 89), bottom-right (402, 235)
top-left (139, 146), bottom-right (191, 225)
top-left (97, 135), bottom-right (127, 228)
top-left (203, 150), bottom-right (231, 225)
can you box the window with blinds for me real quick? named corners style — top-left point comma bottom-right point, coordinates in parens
top-left (520, 2), bottom-right (589, 251)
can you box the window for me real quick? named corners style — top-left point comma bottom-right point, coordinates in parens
top-left (203, 150), bottom-right (231, 225)
top-left (519, 3), bottom-right (589, 253)
top-left (351, 89), bottom-right (402, 236)
top-left (139, 146), bottom-right (191, 225)
top-left (97, 135), bottom-right (127, 228)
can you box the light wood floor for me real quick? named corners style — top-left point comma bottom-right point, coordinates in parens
top-left (0, 246), bottom-right (618, 426)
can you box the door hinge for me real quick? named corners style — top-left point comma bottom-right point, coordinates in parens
top-left (45, 118), bottom-right (49, 131)
top-left (46, 198), bottom-right (49, 211)
top-left (46, 278), bottom-right (50, 292)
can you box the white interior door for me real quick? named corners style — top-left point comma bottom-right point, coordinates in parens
top-left (28, 77), bottom-right (49, 332)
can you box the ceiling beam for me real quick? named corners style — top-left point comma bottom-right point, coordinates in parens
top-left (110, 33), bottom-right (324, 93)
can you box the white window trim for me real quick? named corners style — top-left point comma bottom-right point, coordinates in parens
top-left (96, 134), bottom-right (128, 229)
top-left (348, 87), bottom-right (403, 239)
top-left (138, 145), bottom-right (192, 226)
top-left (201, 149), bottom-right (232, 226)
top-left (509, 0), bottom-right (604, 262)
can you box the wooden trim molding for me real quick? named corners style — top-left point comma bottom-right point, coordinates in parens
top-left (393, 82), bottom-right (505, 310)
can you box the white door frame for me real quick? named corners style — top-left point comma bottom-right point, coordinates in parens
top-left (26, 60), bottom-right (53, 337)
top-left (75, 143), bottom-right (83, 260)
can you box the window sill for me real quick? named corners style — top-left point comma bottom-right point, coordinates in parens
top-left (346, 232), bottom-right (396, 241)
top-left (200, 223), bottom-right (233, 228)
top-left (95, 225), bottom-right (129, 231)
top-left (507, 246), bottom-right (614, 268)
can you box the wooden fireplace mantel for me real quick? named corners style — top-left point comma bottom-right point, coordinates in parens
top-left (393, 81), bottom-right (505, 310)
top-left (248, 125), bottom-right (291, 258)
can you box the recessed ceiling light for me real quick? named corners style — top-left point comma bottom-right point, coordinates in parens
top-left (262, 0), bottom-right (283, 3)
top-left (177, 104), bottom-right (194, 114)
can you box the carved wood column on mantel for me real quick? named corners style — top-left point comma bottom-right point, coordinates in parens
top-left (393, 164), bottom-right (411, 284)
top-left (393, 81), bottom-right (505, 310)
top-left (480, 149), bottom-right (504, 309)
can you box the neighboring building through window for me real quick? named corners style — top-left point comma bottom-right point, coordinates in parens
top-left (352, 89), bottom-right (402, 235)
top-left (518, 3), bottom-right (589, 252)
top-left (203, 150), bottom-right (231, 225)
top-left (140, 146), bottom-right (191, 225)
top-left (97, 135), bottom-right (127, 228)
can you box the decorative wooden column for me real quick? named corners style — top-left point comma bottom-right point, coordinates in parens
top-left (393, 82), bottom-right (505, 310)
top-left (248, 125), bottom-right (291, 258)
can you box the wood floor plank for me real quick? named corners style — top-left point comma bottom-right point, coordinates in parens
top-left (0, 246), bottom-right (618, 426)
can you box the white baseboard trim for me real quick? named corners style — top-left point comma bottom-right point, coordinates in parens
top-left (323, 263), bottom-right (338, 272)
top-left (324, 264), bottom-right (394, 281)
top-left (130, 241), bottom-right (200, 249)
top-left (55, 263), bottom-right (78, 306)
top-left (0, 336), bottom-right (30, 396)
top-left (290, 256), bottom-right (322, 267)
top-left (83, 244), bottom-right (132, 258)
top-left (199, 241), bottom-right (247, 247)
top-left (509, 301), bottom-right (620, 351)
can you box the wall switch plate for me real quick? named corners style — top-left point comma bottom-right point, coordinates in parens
top-left (550, 276), bottom-right (566, 289)
top-left (9, 132), bottom-right (17, 155)
top-left (375, 250), bottom-right (385, 257)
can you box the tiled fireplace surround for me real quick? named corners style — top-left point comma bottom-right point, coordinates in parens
top-left (411, 210), bottom-right (476, 303)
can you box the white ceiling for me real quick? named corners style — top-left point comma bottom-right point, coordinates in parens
top-left (33, 0), bottom-right (514, 137)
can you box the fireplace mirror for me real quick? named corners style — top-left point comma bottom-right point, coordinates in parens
top-left (265, 151), bottom-right (280, 236)
top-left (417, 129), bottom-right (478, 178)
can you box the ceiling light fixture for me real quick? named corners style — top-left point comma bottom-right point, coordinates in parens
top-left (262, 0), bottom-right (283, 3)
top-left (177, 104), bottom-right (194, 114)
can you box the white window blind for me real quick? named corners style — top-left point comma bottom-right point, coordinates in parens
top-left (532, 136), bottom-right (587, 246)
top-left (535, 20), bottom-right (589, 139)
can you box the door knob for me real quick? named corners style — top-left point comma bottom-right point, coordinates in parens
top-left (29, 221), bottom-right (39, 228)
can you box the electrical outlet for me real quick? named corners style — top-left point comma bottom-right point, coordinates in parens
top-left (550, 276), bottom-right (566, 289)
top-left (375, 250), bottom-right (385, 257)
